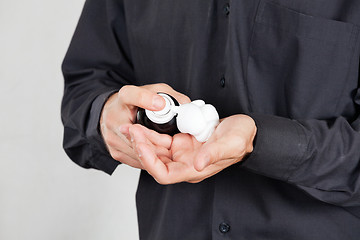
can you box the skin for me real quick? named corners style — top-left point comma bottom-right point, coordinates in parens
top-left (100, 84), bottom-right (257, 184)
top-left (100, 83), bottom-right (191, 169)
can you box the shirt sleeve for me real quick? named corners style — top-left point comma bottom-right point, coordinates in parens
top-left (61, 0), bottom-right (133, 174)
top-left (242, 109), bottom-right (360, 209)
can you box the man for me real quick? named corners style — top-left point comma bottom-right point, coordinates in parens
top-left (62, 0), bottom-right (360, 239)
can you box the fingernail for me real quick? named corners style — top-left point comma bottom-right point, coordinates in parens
top-left (152, 96), bottom-right (164, 109)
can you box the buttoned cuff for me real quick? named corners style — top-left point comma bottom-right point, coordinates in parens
top-left (242, 113), bottom-right (309, 181)
top-left (86, 89), bottom-right (120, 174)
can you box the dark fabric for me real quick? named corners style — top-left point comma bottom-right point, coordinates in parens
top-left (61, 0), bottom-right (360, 239)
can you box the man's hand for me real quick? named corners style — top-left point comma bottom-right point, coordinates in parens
top-left (100, 84), bottom-right (190, 169)
top-left (129, 114), bottom-right (257, 184)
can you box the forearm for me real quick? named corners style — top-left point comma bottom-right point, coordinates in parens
top-left (62, 90), bottom-right (120, 174)
top-left (61, 0), bottom-right (133, 173)
top-left (243, 113), bottom-right (360, 207)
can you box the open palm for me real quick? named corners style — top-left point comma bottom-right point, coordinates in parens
top-left (129, 114), bottom-right (256, 184)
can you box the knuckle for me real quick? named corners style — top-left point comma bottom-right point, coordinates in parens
top-left (237, 138), bottom-right (247, 150)
top-left (234, 138), bottom-right (250, 157)
top-left (179, 95), bottom-right (191, 104)
top-left (118, 85), bottom-right (128, 96)
top-left (103, 115), bottom-right (113, 129)
top-left (101, 130), bottom-right (109, 141)
top-left (143, 83), bottom-right (169, 92)
top-left (99, 121), bottom-right (107, 136)
top-left (105, 134), bottom-right (118, 148)
top-left (153, 83), bottom-right (173, 93)
top-left (110, 151), bottom-right (120, 161)
top-left (247, 144), bottom-right (254, 154)
top-left (109, 150), bottom-right (117, 160)
top-left (102, 117), bottom-right (117, 134)
top-left (155, 175), bottom-right (172, 185)
top-left (110, 150), bottom-right (125, 162)
top-left (157, 83), bottom-right (171, 90)
top-left (137, 92), bottom-right (147, 107)
top-left (118, 85), bottom-right (133, 101)
top-left (187, 179), bottom-right (201, 184)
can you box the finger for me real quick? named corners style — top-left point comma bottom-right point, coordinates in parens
top-left (130, 126), bottom-right (189, 184)
top-left (187, 167), bottom-right (223, 183)
top-left (129, 124), bottom-right (172, 159)
top-left (194, 141), bottom-right (227, 172)
top-left (143, 83), bottom-right (191, 104)
top-left (136, 124), bottom-right (173, 149)
top-left (166, 90), bottom-right (191, 104)
top-left (118, 85), bottom-right (166, 111)
top-left (109, 147), bottom-right (144, 169)
top-left (136, 143), bottom-right (191, 185)
top-left (135, 142), bottom-right (169, 183)
top-left (129, 126), bottom-right (172, 164)
top-left (118, 123), bottom-right (133, 143)
top-left (158, 155), bottom-right (173, 164)
top-left (106, 130), bottom-right (138, 160)
top-left (115, 126), bottom-right (133, 148)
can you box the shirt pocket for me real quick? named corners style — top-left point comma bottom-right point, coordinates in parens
top-left (246, 0), bottom-right (359, 118)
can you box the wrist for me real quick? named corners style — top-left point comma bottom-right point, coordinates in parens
top-left (100, 92), bottom-right (118, 129)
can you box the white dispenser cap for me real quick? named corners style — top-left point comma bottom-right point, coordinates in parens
top-left (145, 93), bottom-right (177, 124)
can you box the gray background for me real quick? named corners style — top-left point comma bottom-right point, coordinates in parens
top-left (0, 0), bottom-right (140, 239)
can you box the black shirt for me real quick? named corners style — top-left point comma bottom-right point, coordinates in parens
top-left (61, 0), bottom-right (360, 239)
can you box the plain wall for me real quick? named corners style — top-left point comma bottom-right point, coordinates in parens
top-left (0, 1), bottom-right (140, 239)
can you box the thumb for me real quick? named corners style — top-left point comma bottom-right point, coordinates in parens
top-left (119, 85), bottom-right (166, 111)
top-left (194, 142), bottom-right (224, 172)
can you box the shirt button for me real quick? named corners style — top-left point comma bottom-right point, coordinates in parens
top-left (219, 222), bottom-right (231, 233)
top-left (223, 3), bottom-right (230, 16)
top-left (220, 77), bottom-right (226, 87)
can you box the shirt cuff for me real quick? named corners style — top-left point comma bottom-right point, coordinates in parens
top-left (242, 113), bottom-right (309, 181)
top-left (86, 89), bottom-right (120, 174)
